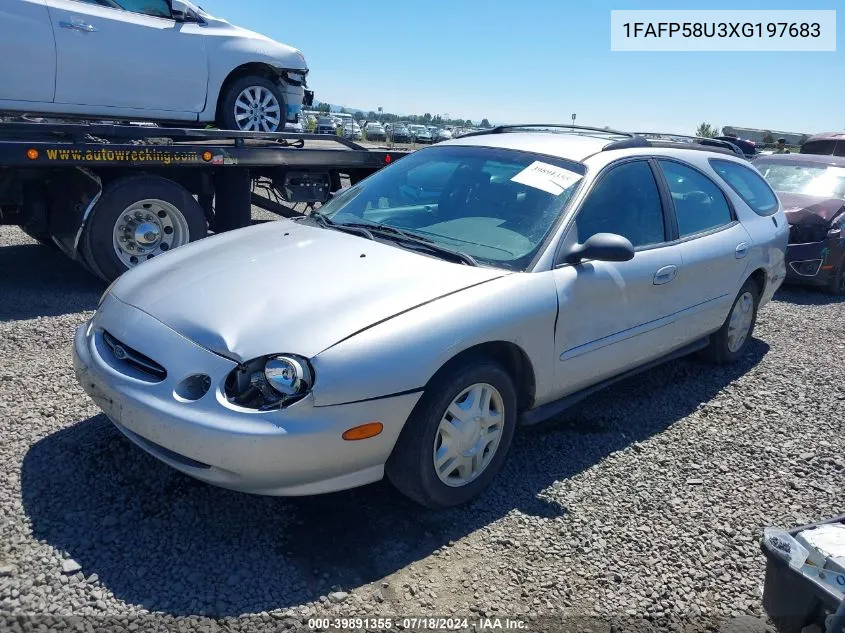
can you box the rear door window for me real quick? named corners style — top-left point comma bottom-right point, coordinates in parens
top-left (709, 159), bottom-right (779, 216)
top-left (658, 160), bottom-right (733, 238)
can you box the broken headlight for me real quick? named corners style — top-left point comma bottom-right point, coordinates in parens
top-left (224, 354), bottom-right (313, 410)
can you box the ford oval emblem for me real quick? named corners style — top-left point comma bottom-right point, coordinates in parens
top-left (113, 345), bottom-right (128, 360)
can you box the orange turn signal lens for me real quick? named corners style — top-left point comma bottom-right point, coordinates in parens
top-left (26, 148), bottom-right (39, 160)
top-left (202, 150), bottom-right (213, 162)
top-left (342, 422), bottom-right (384, 441)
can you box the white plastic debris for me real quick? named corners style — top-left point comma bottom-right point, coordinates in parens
top-left (798, 524), bottom-right (845, 559)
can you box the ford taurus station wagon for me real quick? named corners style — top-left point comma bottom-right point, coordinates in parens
top-left (74, 125), bottom-right (789, 508)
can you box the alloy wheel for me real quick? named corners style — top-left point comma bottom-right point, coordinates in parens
top-left (233, 86), bottom-right (282, 132)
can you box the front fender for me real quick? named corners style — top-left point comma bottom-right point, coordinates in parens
top-left (203, 34), bottom-right (307, 120)
top-left (310, 273), bottom-right (559, 407)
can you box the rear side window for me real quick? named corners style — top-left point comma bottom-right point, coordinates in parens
top-left (709, 159), bottom-right (779, 217)
top-left (658, 160), bottom-right (733, 238)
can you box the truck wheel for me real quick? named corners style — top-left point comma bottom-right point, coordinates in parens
top-left (218, 75), bottom-right (286, 132)
top-left (80, 175), bottom-right (206, 282)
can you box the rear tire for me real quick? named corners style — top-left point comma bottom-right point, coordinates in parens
top-left (824, 254), bottom-right (845, 295)
top-left (386, 357), bottom-right (517, 509)
top-left (80, 175), bottom-right (206, 283)
top-left (700, 277), bottom-right (760, 364)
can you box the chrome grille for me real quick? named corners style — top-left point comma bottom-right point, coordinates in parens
top-left (102, 331), bottom-right (167, 382)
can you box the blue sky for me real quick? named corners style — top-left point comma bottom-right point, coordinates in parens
top-left (196, 0), bottom-right (843, 135)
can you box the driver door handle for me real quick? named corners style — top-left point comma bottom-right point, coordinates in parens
top-left (735, 242), bottom-right (749, 259)
top-left (59, 20), bottom-right (97, 32)
top-left (653, 265), bottom-right (677, 285)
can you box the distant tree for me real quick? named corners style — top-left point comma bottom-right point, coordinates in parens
top-left (480, 118), bottom-right (491, 128)
top-left (317, 102), bottom-right (331, 113)
top-left (695, 122), bottom-right (720, 138)
top-left (367, 111), bottom-right (377, 120)
top-left (465, 119), bottom-right (473, 126)
top-left (762, 131), bottom-right (775, 144)
top-left (338, 107), bottom-right (348, 114)
top-left (423, 113), bottom-right (432, 123)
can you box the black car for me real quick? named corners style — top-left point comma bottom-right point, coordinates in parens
top-left (715, 136), bottom-right (757, 158)
top-left (751, 153), bottom-right (845, 294)
top-left (389, 125), bottom-right (412, 143)
top-left (316, 117), bottom-right (337, 135)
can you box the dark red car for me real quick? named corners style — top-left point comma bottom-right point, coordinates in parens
top-left (752, 153), bottom-right (845, 294)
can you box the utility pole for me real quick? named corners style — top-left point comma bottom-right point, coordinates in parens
top-left (571, 113), bottom-right (576, 127)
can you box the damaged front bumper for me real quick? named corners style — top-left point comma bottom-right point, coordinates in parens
top-left (72, 294), bottom-right (421, 496)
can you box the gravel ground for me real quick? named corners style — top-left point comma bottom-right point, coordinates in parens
top-left (0, 223), bottom-right (843, 633)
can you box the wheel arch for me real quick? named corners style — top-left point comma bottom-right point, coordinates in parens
top-left (427, 341), bottom-right (537, 414)
top-left (747, 267), bottom-right (767, 296)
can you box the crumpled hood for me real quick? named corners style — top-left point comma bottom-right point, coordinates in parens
top-left (780, 192), bottom-right (845, 226)
top-left (109, 220), bottom-right (508, 362)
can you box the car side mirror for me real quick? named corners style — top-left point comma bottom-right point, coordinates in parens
top-left (561, 232), bottom-right (635, 265)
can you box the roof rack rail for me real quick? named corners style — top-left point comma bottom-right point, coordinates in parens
top-left (634, 132), bottom-right (746, 157)
top-left (459, 124), bottom-right (637, 139)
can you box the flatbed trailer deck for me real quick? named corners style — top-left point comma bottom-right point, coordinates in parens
top-left (0, 121), bottom-right (409, 282)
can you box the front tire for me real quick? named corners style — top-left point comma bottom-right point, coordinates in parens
top-left (386, 357), bottom-right (517, 509)
top-left (218, 75), bottom-right (286, 132)
top-left (700, 277), bottom-right (760, 364)
top-left (80, 175), bottom-right (206, 283)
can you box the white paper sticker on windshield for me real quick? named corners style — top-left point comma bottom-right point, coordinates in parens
top-left (511, 161), bottom-right (582, 195)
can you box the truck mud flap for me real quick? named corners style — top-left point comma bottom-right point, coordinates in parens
top-left (45, 167), bottom-right (102, 261)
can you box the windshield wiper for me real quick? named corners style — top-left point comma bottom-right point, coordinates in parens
top-left (343, 222), bottom-right (477, 266)
top-left (309, 212), bottom-right (374, 240)
top-left (311, 215), bottom-right (477, 266)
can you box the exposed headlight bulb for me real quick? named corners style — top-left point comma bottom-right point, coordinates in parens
top-left (264, 355), bottom-right (312, 398)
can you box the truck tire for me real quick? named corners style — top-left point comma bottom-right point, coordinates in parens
top-left (218, 75), bottom-right (286, 133)
top-left (80, 175), bottom-right (206, 283)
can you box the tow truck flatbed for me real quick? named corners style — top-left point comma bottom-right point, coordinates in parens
top-left (0, 121), bottom-right (409, 282)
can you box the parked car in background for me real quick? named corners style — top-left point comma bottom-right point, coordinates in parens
top-left (0, 0), bottom-right (310, 132)
top-left (343, 121), bottom-right (362, 140)
top-left (389, 123), bottom-right (412, 143)
top-left (74, 126), bottom-right (787, 508)
top-left (284, 121), bottom-right (304, 133)
top-left (751, 153), bottom-right (845, 294)
top-left (715, 136), bottom-right (757, 158)
top-left (316, 117), bottom-right (337, 134)
top-left (434, 128), bottom-right (453, 142)
top-left (365, 122), bottom-right (387, 141)
top-left (800, 132), bottom-right (845, 157)
top-left (408, 125), bottom-right (433, 144)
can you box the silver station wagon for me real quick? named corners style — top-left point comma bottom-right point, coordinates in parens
top-left (74, 125), bottom-right (789, 508)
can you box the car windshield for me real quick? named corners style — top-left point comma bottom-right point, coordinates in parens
top-left (316, 145), bottom-right (585, 271)
top-left (756, 161), bottom-right (845, 199)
